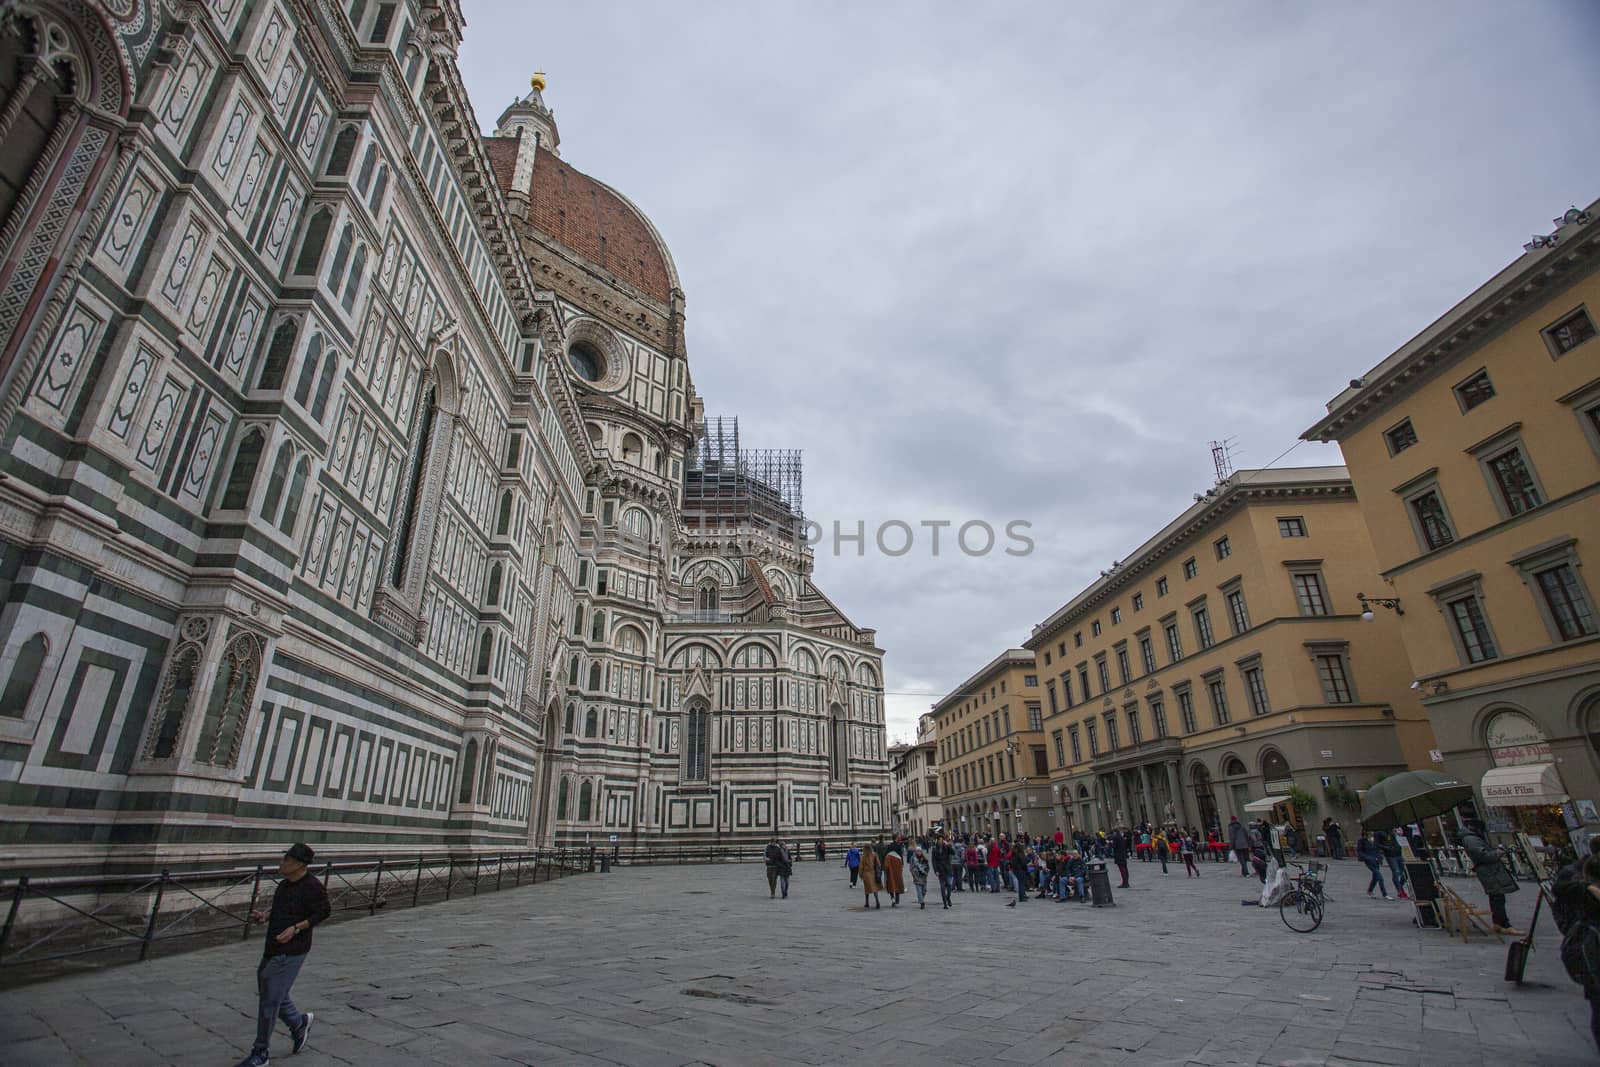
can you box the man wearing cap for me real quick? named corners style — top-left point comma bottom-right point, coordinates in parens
top-left (236, 843), bottom-right (330, 1067)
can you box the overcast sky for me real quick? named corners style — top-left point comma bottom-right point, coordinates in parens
top-left (460, 2), bottom-right (1600, 743)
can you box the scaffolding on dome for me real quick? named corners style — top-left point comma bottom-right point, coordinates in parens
top-left (683, 416), bottom-right (803, 540)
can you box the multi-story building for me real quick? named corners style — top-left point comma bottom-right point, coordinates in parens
top-left (888, 712), bottom-right (942, 838)
top-left (932, 649), bottom-right (1052, 839)
top-left (1029, 468), bottom-right (1435, 839)
top-left (1305, 199), bottom-right (1600, 848)
top-left (0, 0), bottom-right (886, 872)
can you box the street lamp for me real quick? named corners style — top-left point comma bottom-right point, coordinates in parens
top-left (1357, 592), bottom-right (1403, 621)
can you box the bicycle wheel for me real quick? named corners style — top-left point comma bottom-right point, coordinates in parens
top-left (1280, 888), bottom-right (1322, 932)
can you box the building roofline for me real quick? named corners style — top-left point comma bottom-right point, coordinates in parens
top-left (1025, 466), bottom-right (1352, 648)
top-left (930, 649), bottom-right (1035, 718)
top-left (1303, 197), bottom-right (1600, 443)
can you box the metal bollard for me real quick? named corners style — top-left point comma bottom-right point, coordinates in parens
top-left (140, 870), bottom-right (169, 961)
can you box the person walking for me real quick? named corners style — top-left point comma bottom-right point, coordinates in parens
top-left (235, 843), bottom-right (329, 1067)
top-left (815, 838), bottom-right (826, 863)
top-left (1111, 829), bottom-right (1131, 889)
top-left (1356, 831), bottom-right (1391, 900)
top-left (1228, 816), bottom-right (1251, 877)
top-left (859, 843), bottom-right (883, 909)
top-left (1153, 829), bottom-right (1170, 876)
top-left (1554, 854), bottom-right (1600, 1052)
top-left (1377, 831), bottom-right (1408, 900)
top-left (1460, 822), bottom-right (1522, 935)
top-left (764, 837), bottom-right (792, 899)
top-left (1005, 845), bottom-right (1031, 906)
top-left (883, 844), bottom-right (906, 907)
top-left (909, 845), bottom-right (931, 909)
top-left (1180, 833), bottom-right (1200, 877)
top-left (846, 844), bottom-right (861, 887)
top-left (932, 836), bottom-right (956, 909)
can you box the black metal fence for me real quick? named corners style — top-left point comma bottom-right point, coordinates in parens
top-left (0, 848), bottom-right (587, 989)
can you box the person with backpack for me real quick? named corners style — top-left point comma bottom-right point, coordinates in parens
top-left (763, 837), bottom-right (792, 899)
top-left (908, 845), bottom-right (931, 909)
top-left (1180, 833), bottom-right (1200, 877)
top-left (1460, 822), bottom-right (1522, 936)
top-left (1152, 829), bottom-right (1171, 876)
top-left (846, 844), bottom-right (861, 887)
top-left (1556, 855), bottom-right (1600, 1051)
top-left (1356, 831), bottom-right (1391, 900)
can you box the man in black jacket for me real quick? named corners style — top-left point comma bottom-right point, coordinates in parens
top-left (236, 843), bottom-right (331, 1067)
top-left (1111, 830), bottom-right (1131, 889)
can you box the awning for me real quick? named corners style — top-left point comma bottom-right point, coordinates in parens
top-left (1244, 794), bottom-right (1291, 813)
top-left (1481, 763), bottom-right (1569, 808)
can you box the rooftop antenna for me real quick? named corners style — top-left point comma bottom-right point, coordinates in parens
top-left (1210, 438), bottom-right (1238, 485)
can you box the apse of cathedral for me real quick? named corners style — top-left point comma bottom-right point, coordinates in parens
top-left (0, 0), bottom-right (886, 871)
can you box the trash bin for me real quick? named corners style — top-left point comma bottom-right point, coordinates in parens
top-left (1086, 860), bottom-right (1115, 907)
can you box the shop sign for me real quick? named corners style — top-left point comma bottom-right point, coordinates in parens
top-left (1429, 749), bottom-right (1443, 763)
top-left (1486, 710), bottom-right (1552, 768)
top-left (1484, 780), bottom-right (1541, 802)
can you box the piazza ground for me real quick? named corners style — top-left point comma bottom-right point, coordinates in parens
top-left (0, 856), bottom-right (1592, 1066)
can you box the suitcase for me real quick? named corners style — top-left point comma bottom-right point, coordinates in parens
top-left (1505, 938), bottom-right (1530, 984)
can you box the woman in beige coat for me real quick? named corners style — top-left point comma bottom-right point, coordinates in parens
top-left (858, 844), bottom-right (882, 909)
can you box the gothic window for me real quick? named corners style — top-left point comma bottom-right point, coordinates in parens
top-left (0, 20), bottom-right (63, 235)
top-left (485, 563), bottom-right (502, 607)
top-left (684, 702), bottom-right (709, 780)
top-left (829, 706), bottom-right (848, 783)
top-left (190, 634), bottom-right (261, 767)
top-left (292, 333), bottom-right (323, 408)
top-left (391, 384), bottom-right (437, 587)
top-left (563, 702), bottom-right (575, 733)
top-left (571, 604), bottom-right (584, 636)
top-left (458, 738), bottom-right (477, 803)
top-left (341, 245), bottom-right (366, 312)
top-left (356, 144), bottom-right (377, 194)
top-left (577, 780), bottom-right (592, 821)
top-left (258, 320), bottom-right (297, 390)
top-left (279, 458), bottom-right (310, 536)
top-left (567, 656), bottom-right (579, 686)
top-left (621, 506), bottom-right (651, 541)
top-left (293, 209), bottom-right (332, 277)
top-left (147, 644), bottom-right (201, 758)
top-left (587, 663), bottom-right (601, 691)
top-left (0, 632), bottom-right (47, 719)
top-left (496, 491), bottom-right (512, 536)
top-left (369, 166), bottom-right (389, 210)
top-left (556, 776), bottom-right (569, 819)
top-left (584, 708), bottom-right (597, 737)
top-left (310, 350), bottom-right (338, 421)
top-left (260, 443), bottom-right (293, 520)
top-left (590, 610), bottom-right (605, 643)
top-left (325, 223), bottom-right (353, 291)
top-left (220, 429), bottom-right (265, 510)
top-left (326, 127), bottom-right (357, 176)
top-left (475, 631), bottom-right (493, 675)
top-left (698, 582), bottom-right (719, 612)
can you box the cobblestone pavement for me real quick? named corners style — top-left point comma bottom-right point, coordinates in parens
top-left (0, 854), bottom-right (1592, 1066)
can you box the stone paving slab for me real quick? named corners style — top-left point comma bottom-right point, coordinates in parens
top-left (0, 856), bottom-right (1593, 1065)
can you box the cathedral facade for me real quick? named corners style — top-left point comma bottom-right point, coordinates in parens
top-left (0, 0), bottom-right (887, 872)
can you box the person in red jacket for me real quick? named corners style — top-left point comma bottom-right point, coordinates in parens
top-left (986, 835), bottom-right (1003, 892)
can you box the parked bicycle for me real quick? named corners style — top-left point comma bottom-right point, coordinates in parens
top-left (1280, 859), bottom-right (1330, 932)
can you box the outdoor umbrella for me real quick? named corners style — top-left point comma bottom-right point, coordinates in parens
top-left (1358, 769), bottom-right (1474, 831)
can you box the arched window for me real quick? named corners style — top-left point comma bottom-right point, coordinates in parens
top-left (578, 780), bottom-right (593, 821)
top-left (219, 429), bottom-right (265, 511)
top-left (325, 223), bottom-right (353, 290)
top-left (293, 209), bottom-right (332, 276)
top-left (0, 633), bottom-right (48, 719)
top-left (571, 604), bottom-right (584, 636)
top-left (587, 663), bottom-right (601, 691)
top-left (279, 458), bottom-right (310, 536)
top-left (590, 610), bottom-right (605, 643)
top-left (584, 708), bottom-right (598, 737)
top-left (1222, 756), bottom-right (1247, 777)
top-left (829, 706), bottom-right (848, 783)
top-left (567, 655), bottom-right (579, 686)
top-left (485, 563), bottom-right (502, 607)
top-left (258, 320), bottom-right (297, 390)
top-left (260, 443), bottom-right (293, 521)
top-left (698, 582), bottom-right (719, 612)
top-left (476, 631), bottom-right (493, 675)
top-left (458, 738), bottom-right (477, 803)
top-left (327, 127), bottom-right (358, 176)
top-left (292, 333), bottom-right (323, 408)
top-left (193, 633), bottom-right (261, 767)
top-left (496, 492), bottom-right (512, 536)
top-left (684, 702), bottom-right (709, 780)
top-left (310, 350), bottom-right (338, 421)
top-left (620, 433), bottom-right (643, 464)
top-left (621, 506), bottom-right (651, 542)
top-left (564, 702), bottom-right (575, 734)
top-left (356, 144), bottom-right (377, 194)
top-left (1261, 749), bottom-right (1291, 782)
top-left (341, 245), bottom-right (366, 312)
top-left (391, 385), bottom-right (437, 587)
top-left (556, 776), bottom-right (570, 819)
top-left (147, 644), bottom-right (201, 759)
top-left (369, 165), bottom-right (388, 210)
